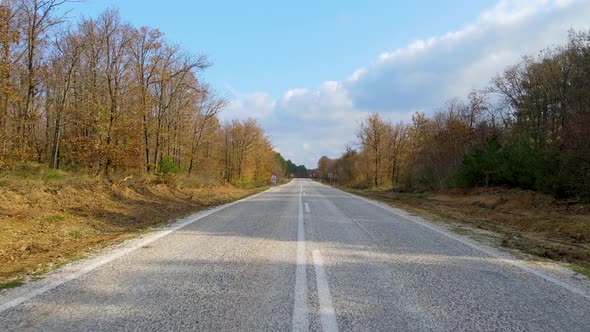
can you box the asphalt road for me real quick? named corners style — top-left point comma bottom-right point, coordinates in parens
top-left (1, 179), bottom-right (589, 331)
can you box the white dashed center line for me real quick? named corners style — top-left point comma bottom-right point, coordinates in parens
top-left (313, 250), bottom-right (338, 332)
top-left (292, 184), bottom-right (309, 331)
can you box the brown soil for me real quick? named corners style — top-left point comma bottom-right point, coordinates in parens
top-left (0, 174), bottom-right (265, 283)
top-left (352, 187), bottom-right (590, 273)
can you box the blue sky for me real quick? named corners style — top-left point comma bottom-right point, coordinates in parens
top-left (68, 0), bottom-right (590, 167)
top-left (69, 1), bottom-right (496, 97)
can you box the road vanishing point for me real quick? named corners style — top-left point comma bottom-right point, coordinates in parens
top-left (1, 179), bottom-right (589, 331)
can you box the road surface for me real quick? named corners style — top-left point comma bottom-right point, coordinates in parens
top-left (1, 179), bottom-right (589, 331)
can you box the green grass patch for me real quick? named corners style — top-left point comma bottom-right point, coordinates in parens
top-left (0, 164), bottom-right (95, 187)
top-left (0, 278), bottom-right (24, 290)
top-left (571, 264), bottom-right (590, 279)
top-left (46, 214), bottom-right (66, 222)
top-left (42, 169), bottom-right (66, 183)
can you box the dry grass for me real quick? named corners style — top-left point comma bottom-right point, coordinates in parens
top-left (348, 187), bottom-right (590, 276)
top-left (0, 167), bottom-right (266, 283)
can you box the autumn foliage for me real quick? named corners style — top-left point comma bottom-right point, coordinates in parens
top-left (0, 1), bottom-right (282, 185)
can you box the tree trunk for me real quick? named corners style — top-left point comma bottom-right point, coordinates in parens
top-left (50, 109), bottom-right (62, 169)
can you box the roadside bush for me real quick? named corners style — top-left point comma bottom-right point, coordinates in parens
top-left (458, 137), bottom-right (502, 187)
top-left (459, 137), bottom-right (563, 196)
top-left (157, 156), bottom-right (179, 175)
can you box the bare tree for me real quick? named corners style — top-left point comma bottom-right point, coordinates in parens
top-left (357, 113), bottom-right (387, 187)
top-left (15, 0), bottom-right (69, 157)
top-left (47, 27), bottom-right (84, 168)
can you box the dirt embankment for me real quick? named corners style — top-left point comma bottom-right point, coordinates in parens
top-left (352, 187), bottom-right (590, 275)
top-left (0, 173), bottom-right (265, 284)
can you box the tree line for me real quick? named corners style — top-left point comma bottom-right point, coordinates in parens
top-left (0, 0), bottom-right (287, 185)
top-left (318, 30), bottom-right (590, 200)
top-left (274, 152), bottom-right (308, 178)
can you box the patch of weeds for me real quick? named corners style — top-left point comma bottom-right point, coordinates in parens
top-left (42, 169), bottom-right (66, 183)
top-left (46, 214), bottom-right (66, 222)
top-left (0, 278), bottom-right (24, 290)
top-left (9, 162), bottom-right (44, 178)
top-left (571, 264), bottom-right (590, 278)
top-left (68, 228), bottom-right (81, 238)
top-left (0, 178), bottom-right (7, 187)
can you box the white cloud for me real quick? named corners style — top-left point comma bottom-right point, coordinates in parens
top-left (223, 0), bottom-right (590, 168)
top-left (221, 92), bottom-right (275, 121)
top-left (348, 0), bottom-right (590, 111)
top-left (347, 68), bottom-right (368, 82)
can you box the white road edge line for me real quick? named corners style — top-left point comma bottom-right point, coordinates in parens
top-left (312, 250), bottom-right (339, 332)
top-left (305, 202), bottom-right (310, 213)
top-left (292, 183), bottom-right (309, 332)
top-left (0, 186), bottom-right (276, 314)
top-left (319, 182), bottom-right (590, 300)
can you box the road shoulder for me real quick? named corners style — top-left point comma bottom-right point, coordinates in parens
top-left (318, 182), bottom-right (590, 299)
